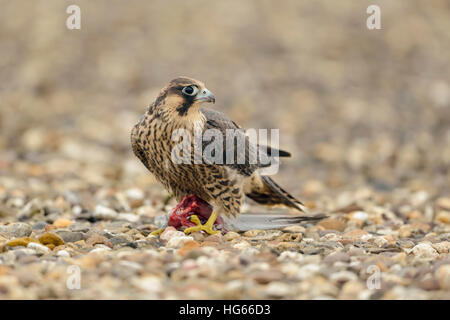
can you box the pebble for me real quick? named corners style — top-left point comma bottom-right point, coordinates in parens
top-left (0, 225), bottom-right (8, 234)
top-left (63, 191), bottom-right (81, 205)
top-left (265, 281), bottom-right (292, 298)
top-left (435, 265), bottom-right (450, 289)
top-left (17, 199), bottom-right (43, 218)
top-left (411, 243), bottom-right (439, 260)
top-left (160, 227), bottom-right (185, 242)
top-left (432, 241), bottom-right (450, 254)
top-left (373, 236), bottom-right (390, 248)
top-left (320, 233), bottom-right (341, 242)
top-left (330, 271), bottom-right (358, 284)
top-left (116, 213), bottom-right (140, 222)
top-left (224, 231), bottom-right (240, 241)
top-left (38, 233), bottom-right (64, 249)
top-left (233, 240), bottom-right (251, 250)
top-left (13, 248), bottom-right (37, 257)
top-left (177, 240), bottom-right (200, 256)
top-left (324, 252), bottom-right (350, 264)
top-left (52, 218), bottom-right (73, 228)
top-left (105, 221), bottom-right (131, 231)
top-left (204, 234), bottom-right (223, 243)
top-left (398, 225), bottom-right (413, 238)
top-left (436, 197), bottom-right (450, 210)
top-left (55, 230), bottom-right (84, 243)
top-left (0, 204), bottom-right (16, 217)
top-left (109, 234), bottom-right (133, 246)
top-left (397, 239), bottom-right (415, 249)
top-left (339, 281), bottom-right (366, 299)
top-left (167, 235), bottom-right (194, 248)
top-left (68, 223), bottom-right (90, 233)
top-left (436, 211), bottom-right (450, 224)
top-left (119, 260), bottom-right (143, 272)
top-left (56, 250), bottom-right (71, 257)
top-left (6, 237), bottom-right (37, 247)
top-left (7, 223), bottom-right (32, 238)
top-left (342, 229), bottom-right (372, 243)
top-left (347, 247), bottom-right (365, 256)
top-left (133, 276), bottom-right (162, 295)
top-left (86, 234), bottom-right (109, 247)
top-left (278, 251), bottom-right (304, 262)
top-left (277, 232), bottom-right (303, 242)
top-left (125, 188), bottom-right (145, 207)
top-left (243, 230), bottom-right (282, 240)
top-left (90, 247), bottom-right (111, 253)
top-left (93, 205), bottom-right (118, 220)
top-left (437, 233), bottom-right (450, 242)
top-left (136, 205), bottom-right (159, 217)
top-left (349, 211), bottom-right (369, 222)
top-left (282, 225), bottom-right (306, 233)
top-left (27, 242), bottom-right (51, 255)
top-left (417, 273), bottom-right (440, 291)
top-left (32, 221), bottom-right (48, 230)
top-left (251, 270), bottom-right (284, 284)
top-left (318, 218), bottom-right (346, 232)
top-left (296, 264), bottom-right (322, 280)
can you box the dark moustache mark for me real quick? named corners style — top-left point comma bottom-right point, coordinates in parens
top-left (176, 93), bottom-right (196, 116)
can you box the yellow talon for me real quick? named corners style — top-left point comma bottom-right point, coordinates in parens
top-left (150, 229), bottom-right (164, 236)
top-left (184, 212), bottom-right (220, 235)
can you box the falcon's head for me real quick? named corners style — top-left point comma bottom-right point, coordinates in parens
top-left (151, 77), bottom-right (215, 118)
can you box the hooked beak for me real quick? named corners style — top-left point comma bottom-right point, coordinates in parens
top-left (195, 88), bottom-right (215, 104)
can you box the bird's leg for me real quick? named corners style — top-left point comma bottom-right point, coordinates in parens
top-left (184, 211), bottom-right (220, 235)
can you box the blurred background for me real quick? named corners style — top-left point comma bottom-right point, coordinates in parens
top-left (1, 0), bottom-right (449, 213)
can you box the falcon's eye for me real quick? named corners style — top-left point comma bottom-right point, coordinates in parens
top-left (182, 85), bottom-right (198, 96)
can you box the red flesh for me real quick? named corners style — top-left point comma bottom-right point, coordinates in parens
top-left (167, 195), bottom-right (224, 231)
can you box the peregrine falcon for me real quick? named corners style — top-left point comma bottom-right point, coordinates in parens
top-left (131, 77), bottom-right (322, 234)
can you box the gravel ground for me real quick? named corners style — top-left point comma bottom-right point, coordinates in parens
top-left (0, 1), bottom-right (450, 299)
top-left (0, 182), bottom-right (449, 299)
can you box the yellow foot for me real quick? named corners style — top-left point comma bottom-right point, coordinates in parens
top-left (184, 212), bottom-right (220, 235)
top-left (150, 229), bottom-right (164, 236)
